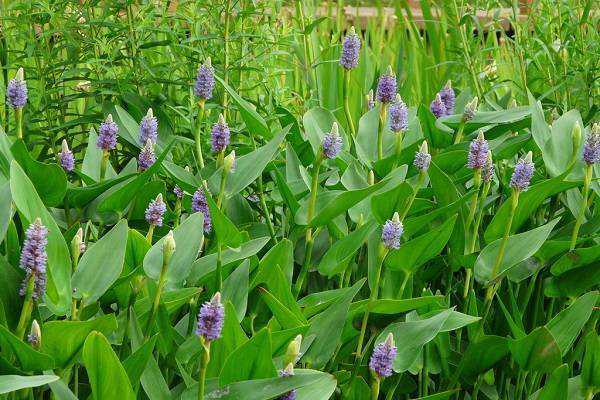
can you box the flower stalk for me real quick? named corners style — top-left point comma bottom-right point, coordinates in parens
top-left (145, 231), bottom-right (175, 339)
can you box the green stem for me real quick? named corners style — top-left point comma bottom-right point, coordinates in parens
top-left (197, 340), bottom-right (210, 400)
top-left (146, 225), bottom-right (154, 244)
top-left (570, 164), bottom-right (592, 250)
top-left (174, 199), bottom-right (182, 227)
top-left (343, 69), bottom-right (356, 139)
top-left (222, 0), bottom-right (232, 113)
top-left (100, 149), bottom-right (109, 182)
top-left (217, 167), bottom-right (228, 210)
top-left (377, 105), bottom-right (387, 161)
top-left (16, 275), bottom-right (35, 340)
top-left (392, 131), bottom-right (403, 170)
top-left (194, 101), bottom-right (205, 170)
top-left (464, 170), bottom-right (482, 237)
top-left (145, 254), bottom-right (169, 339)
top-left (399, 172), bottom-right (425, 221)
top-left (15, 108), bottom-right (23, 139)
top-left (453, 122), bottom-right (465, 144)
top-left (371, 376), bottom-right (381, 400)
top-left (216, 244), bottom-right (223, 291)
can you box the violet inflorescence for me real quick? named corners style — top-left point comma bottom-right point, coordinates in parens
top-left (439, 81), bottom-right (455, 115)
top-left (414, 141), bottom-right (431, 172)
top-left (510, 152), bottom-right (534, 191)
top-left (467, 131), bottom-right (489, 170)
top-left (145, 194), bottom-right (166, 227)
top-left (583, 122), bottom-right (600, 165)
top-left (211, 114), bottom-right (230, 153)
top-left (173, 185), bottom-right (184, 199)
top-left (381, 212), bottom-right (403, 250)
top-left (59, 139), bottom-right (75, 172)
top-left (7, 67), bottom-right (28, 109)
top-left (196, 292), bottom-right (224, 341)
top-left (97, 114), bottom-right (118, 151)
top-left (430, 93), bottom-right (447, 119)
top-left (19, 218), bottom-right (48, 301)
top-left (376, 66), bottom-right (397, 104)
top-left (195, 58), bottom-right (215, 101)
top-left (140, 108), bottom-right (158, 144)
top-left (339, 26), bottom-right (361, 70)
top-left (138, 140), bottom-right (156, 171)
top-left (389, 95), bottom-right (408, 133)
top-left (322, 122), bottom-right (342, 159)
top-left (192, 187), bottom-right (212, 233)
top-left (369, 333), bottom-right (397, 378)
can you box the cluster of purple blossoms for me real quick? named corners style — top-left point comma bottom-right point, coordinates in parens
top-left (381, 213), bottom-right (403, 250)
top-left (194, 58), bottom-right (215, 100)
top-left (510, 152), bottom-right (534, 191)
top-left (7, 68), bottom-right (28, 109)
top-left (19, 219), bottom-right (48, 301)
top-left (211, 114), bottom-right (230, 153)
top-left (145, 194), bottom-right (166, 227)
top-left (376, 66), bottom-right (397, 104)
top-left (196, 292), bottom-right (224, 341)
top-left (467, 132), bottom-right (489, 169)
top-left (138, 140), bottom-right (156, 171)
top-left (430, 93), bottom-right (447, 119)
top-left (278, 365), bottom-right (297, 400)
top-left (322, 123), bottom-right (343, 159)
top-left (369, 333), bottom-right (397, 378)
top-left (139, 108), bottom-right (158, 144)
top-left (59, 140), bottom-right (75, 172)
top-left (97, 114), bottom-right (118, 151)
top-left (482, 151), bottom-right (494, 183)
top-left (192, 187), bottom-right (212, 233)
top-left (339, 26), bottom-right (361, 70)
top-left (439, 81), bottom-right (455, 115)
top-left (583, 123), bottom-right (600, 165)
top-left (389, 95), bottom-right (408, 133)
top-left (173, 185), bottom-right (184, 199)
top-left (414, 141), bottom-right (431, 172)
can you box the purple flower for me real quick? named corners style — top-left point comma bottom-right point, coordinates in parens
top-left (430, 93), bottom-right (446, 119)
top-left (467, 131), bottom-right (489, 169)
top-left (339, 26), bottom-right (361, 70)
top-left (583, 123), bottom-right (600, 165)
top-left (7, 68), bottom-right (27, 109)
top-left (482, 151), bottom-right (494, 182)
top-left (194, 58), bottom-right (215, 100)
top-left (192, 187), bottom-right (212, 233)
top-left (138, 140), bottom-right (156, 171)
top-left (322, 122), bottom-right (342, 159)
top-left (211, 114), bottom-right (230, 153)
top-left (196, 292), bottom-right (224, 341)
top-left (463, 97), bottom-right (478, 122)
top-left (376, 66), bottom-right (397, 104)
top-left (97, 114), bottom-right (118, 151)
top-left (381, 213), bottom-right (403, 250)
top-left (439, 81), bottom-right (455, 115)
top-left (389, 95), bottom-right (408, 133)
top-left (139, 108), bottom-right (158, 144)
top-left (278, 365), bottom-right (297, 400)
top-left (59, 139), bottom-right (75, 172)
top-left (19, 218), bottom-right (48, 301)
top-left (145, 194), bottom-right (166, 227)
top-left (369, 333), bottom-right (397, 378)
top-left (510, 152), bottom-right (534, 191)
top-left (413, 141), bottom-right (431, 172)
top-left (173, 185), bottom-right (184, 199)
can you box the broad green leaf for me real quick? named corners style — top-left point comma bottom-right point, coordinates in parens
top-left (219, 328), bottom-right (277, 386)
top-left (0, 182), bottom-right (12, 243)
top-left (222, 260), bottom-right (249, 321)
top-left (123, 335), bottom-right (157, 390)
top-left (534, 364), bottom-right (569, 400)
top-left (72, 220), bottom-right (128, 305)
top-left (82, 331), bottom-right (135, 400)
top-left (542, 110), bottom-right (584, 177)
top-left (457, 335), bottom-right (509, 380)
top-left (412, 390), bottom-right (460, 400)
top-left (371, 182), bottom-right (414, 224)
top-left (349, 296), bottom-right (444, 316)
top-left (10, 161), bottom-right (71, 315)
top-left (256, 238), bottom-right (294, 285)
top-left (581, 332), bottom-right (600, 393)
top-left (475, 219), bottom-right (560, 283)
top-left (259, 288), bottom-right (306, 330)
top-left (545, 263), bottom-right (600, 298)
top-left (205, 189), bottom-right (243, 248)
top-left (508, 326), bottom-right (562, 373)
top-left (550, 244), bottom-right (600, 276)
top-left (65, 174), bottom-right (134, 208)
top-left (0, 374), bottom-right (58, 394)
top-left (437, 106), bottom-right (531, 139)
top-left (0, 324), bottom-right (54, 371)
top-left (205, 301), bottom-right (248, 377)
top-left (303, 107), bottom-right (349, 156)
top-left (82, 128), bottom-right (117, 181)
top-left (0, 256), bottom-right (21, 330)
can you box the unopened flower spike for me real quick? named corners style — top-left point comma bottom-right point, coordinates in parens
top-left (224, 150), bottom-right (236, 173)
top-left (482, 151), bottom-right (494, 183)
top-left (28, 320), bottom-right (41, 349)
top-left (439, 80), bottom-right (455, 115)
top-left (211, 113), bottom-right (230, 153)
top-left (369, 332), bottom-right (397, 378)
top-left (196, 292), bottom-right (224, 341)
top-left (322, 122), bottom-right (343, 159)
top-left (339, 26), bottom-right (361, 70)
top-left (163, 230), bottom-right (176, 264)
top-left (367, 90), bottom-right (375, 110)
top-left (284, 334), bottom-right (302, 366)
top-left (138, 139), bottom-right (156, 171)
top-left (414, 141), bottom-right (431, 172)
top-left (140, 108), bottom-right (158, 144)
top-left (583, 122), bottom-right (600, 165)
top-left (389, 94), bottom-right (408, 133)
top-left (430, 93), bottom-right (446, 119)
top-left (463, 97), bottom-right (478, 122)
top-left (376, 66), bottom-right (397, 103)
top-left (145, 193), bottom-right (166, 227)
top-left (59, 139), bottom-right (75, 172)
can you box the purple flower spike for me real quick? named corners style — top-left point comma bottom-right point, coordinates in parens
top-left (510, 152), bottom-right (534, 191)
top-left (381, 212), bottom-right (403, 250)
top-left (139, 108), bottom-right (158, 144)
top-left (439, 81), bottom-right (455, 115)
top-left (463, 97), bottom-right (478, 122)
top-left (211, 114), bottom-right (230, 153)
top-left (192, 186), bottom-right (212, 233)
top-left (389, 95), bottom-right (408, 133)
top-left (97, 114), bottom-right (118, 151)
top-left (376, 66), bottom-right (397, 104)
top-left (414, 141), bottom-right (431, 172)
top-left (430, 93), bottom-right (446, 119)
top-left (369, 333), bottom-right (397, 378)
top-left (145, 194), bottom-right (166, 227)
top-left (322, 122), bottom-right (343, 159)
top-left (482, 151), bottom-right (494, 183)
top-left (59, 140), bottom-right (75, 172)
top-left (7, 68), bottom-right (27, 109)
top-left (19, 218), bottom-right (48, 301)
top-left (138, 140), bottom-right (156, 171)
top-left (583, 123), bottom-right (600, 165)
top-left (467, 131), bottom-right (489, 169)
top-left (339, 26), bottom-right (361, 70)
top-left (195, 58), bottom-right (215, 100)
top-left (278, 364), bottom-right (297, 400)
top-left (173, 185), bottom-right (184, 199)
top-left (196, 292), bottom-right (224, 341)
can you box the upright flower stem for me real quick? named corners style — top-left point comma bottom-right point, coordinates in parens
top-left (145, 253), bottom-right (169, 339)
top-left (217, 168), bottom-right (228, 209)
top-left (146, 225), bottom-right (154, 243)
top-left (465, 170), bottom-right (482, 243)
top-left (399, 172), bottom-right (425, 221)
top-left (222, 0), bottom-right (232, 113)
top-left (453, 122), bottom-right (465, 144)
top-left (343, 69), bottom-right (356, 139)
top-left (570, 164), bottom-right (593, 250)
top-left (15, 108), bottom-right (23, 139)
top-left (392, 131), bottom-right (403, 170)
top-left (15, 275), bottom-right (34, 340)
top-left (377, 105), bottom-right (387, 161)
top-left (194, 101), bottom-right (206, 170)
top-left (371, 376), bottom-right (381, 400)
top-left (295, 156), bottom-right (322, 296)
top-left (197, 340), bottom-right (210, 400)
top-left (463, 180), bottom-right (490, 300)
top-left (216, 244), bottom-right (223, 291)
top-left (100, 149), bottom-right (109, 182)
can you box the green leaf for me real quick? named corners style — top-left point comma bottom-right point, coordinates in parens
top-left (437, 106), bottom-right (531, 139)
top-left (384, 216), bottom-right (457, 273)
top-left (457, 335), bottom-right (509, 380)
top-left (259, 288), bottom-right (306, 330)
top-left (349, 296), bottom-right (444, 316)
top-left (222, 260), bottom-right (249, 321)
top-left (542, 110), bottom-right (584, 177)
top-left (72, 220), bottom-right (128, 305)
top-left (0, 374), bottom-right (58, 394)
top-left (0, 324), bottom-right (54, 371)
top-left (371, 182), bottom-right (414, 224)
top-left (508, 326), bottom-right (562, 373)
top-left (143, 212), bottom-right (204, 286)
top-left (10, 161), bottom-right (71, 315)
top-left (303, 107), bottom-right (348, 156)
top-left (82, 128), bottom-right (117, 180)
top-left (219, 328), bottom-right (277, 386)
top-left (65, 174), bottom-right (134, 208)
top-left (123, 335), bottom-right (157, 390)
top-left (581, 332), bottom-right (600, 393)
top-left (546, 291), bottom-right (598, 355)
top-left (474, 218), bottom-right (560, 283)
top-left (10, 140), bottom-right (67, 207)
top-left (205, 301), bottom-right (248, 377)
top-left (412, 390), bottom-right (460, 400)
top-left (534, 364), bottom-right (569, 400)
top-left (41, 314), bottom-right (118, 368)
top-left (550, 244), bottom-right (600, 276)
top-left (82, 331), bottom-right (135, 400)
top-left (204, 190), bottom-right (243, 248)
top-left (0, 182), bottom-right (12, 243)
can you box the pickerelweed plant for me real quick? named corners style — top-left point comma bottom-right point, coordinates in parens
top-left (0, 1), bottom-right (599, 400)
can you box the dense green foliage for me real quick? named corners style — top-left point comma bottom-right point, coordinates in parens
top-left (0, 1), bottom-right (598, 399)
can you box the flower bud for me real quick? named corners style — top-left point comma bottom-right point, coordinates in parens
top-left (71, 228), bottom-right (84, 263)
top-left (284, 334), bottom-right (302, 366)
top-left (463, 97), bottom-right (478, 122)
top-left (28, 320), bottom-right (41, 349)
top-left (163, 230), bottom-right (176, 265)
top-left (224, 150), bottom-right (236, 173)
top-left (571, 121), bottom-right (582, 160)
top-left (368, 170), bottom-right (375, 185)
